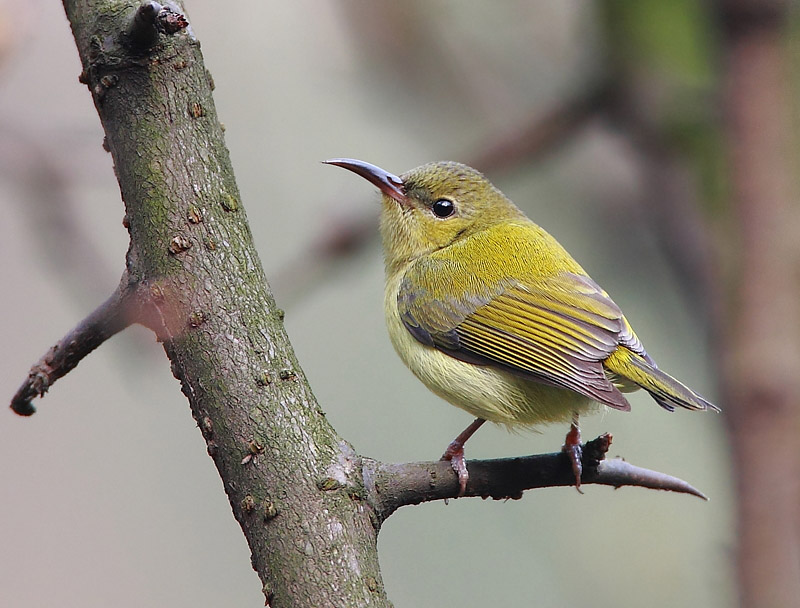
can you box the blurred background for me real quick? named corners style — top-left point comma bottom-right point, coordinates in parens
top-left (2, 1), bottom-right (797, 606)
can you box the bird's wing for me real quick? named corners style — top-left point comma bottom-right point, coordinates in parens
top-left (398, 260), bottom-right (645, 411)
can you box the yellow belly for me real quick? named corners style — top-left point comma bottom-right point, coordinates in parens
top-left (384, 271), bottom-right (597, 428)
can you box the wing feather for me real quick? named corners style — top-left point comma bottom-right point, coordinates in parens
top-left (398, 259), bottom-right (636, 410)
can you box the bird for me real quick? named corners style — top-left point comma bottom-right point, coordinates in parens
top-left (324, 158), bottom-right (719, 496)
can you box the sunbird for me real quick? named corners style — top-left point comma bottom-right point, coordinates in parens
top-left (325, 158), bottom-right (718, 495)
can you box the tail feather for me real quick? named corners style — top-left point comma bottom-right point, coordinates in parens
top-left (604, 347), bottom-right (720, 413)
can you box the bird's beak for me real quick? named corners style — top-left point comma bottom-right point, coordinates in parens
top-left (323, 158), bottom-right (408, 205)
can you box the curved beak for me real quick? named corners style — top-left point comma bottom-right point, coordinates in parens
top-left (323, 158), bottom-right (408, 205)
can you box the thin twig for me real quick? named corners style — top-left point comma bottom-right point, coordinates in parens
top-left (10, 273), bottom-right (143, 415)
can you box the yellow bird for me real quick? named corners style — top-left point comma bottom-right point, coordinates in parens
top-left (325, 158), bottom-right (718, 495)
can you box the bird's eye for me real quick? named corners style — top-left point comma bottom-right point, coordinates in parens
top-left (431, 198), bottom-right (455, 218)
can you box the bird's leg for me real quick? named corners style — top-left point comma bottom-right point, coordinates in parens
top-left (562, 413), bottom-right (584, 493)
top-left (441, 417), bottom-right (486, 497)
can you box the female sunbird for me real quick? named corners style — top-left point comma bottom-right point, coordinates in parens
top-left (325, 158), bottom-right (718, 495)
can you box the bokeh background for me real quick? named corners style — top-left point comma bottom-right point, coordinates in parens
top-left (3, 1), bottom-right (797, 606)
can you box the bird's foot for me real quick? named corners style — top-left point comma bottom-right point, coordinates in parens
top-left (441, 442), bottom-right (469, 497)
top-left (440, 418), bottom-right (486, 498)
top-left (562, 420), bottom-right (583, 493)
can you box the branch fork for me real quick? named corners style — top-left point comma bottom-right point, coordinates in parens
top-left (10, 272), bottom-right (178, 415)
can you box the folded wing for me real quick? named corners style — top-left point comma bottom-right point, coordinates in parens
top-left (399, 262), bottom-right (647, 411)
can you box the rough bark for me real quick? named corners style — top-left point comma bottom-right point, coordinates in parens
top-left (62, 2), bottom-right (389, 606)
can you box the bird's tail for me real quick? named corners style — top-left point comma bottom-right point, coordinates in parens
top-left (604, 347), bottom-right (720, 413)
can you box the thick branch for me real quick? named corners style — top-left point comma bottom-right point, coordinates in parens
top-left (59, 2), bottom-right (390, 606)
top-left (365, 434), bottom-right (706, 522)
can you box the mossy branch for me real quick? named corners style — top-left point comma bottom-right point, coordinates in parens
top-left (55, 2), bottom-right (389, 606)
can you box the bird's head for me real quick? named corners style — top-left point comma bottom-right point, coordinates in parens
top-left (324, 158), bottom-right (523, 270)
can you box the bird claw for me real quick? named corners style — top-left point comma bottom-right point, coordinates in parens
top-left (562, 420), bottom-right (584, 493)
top-left (439, 418), bottom-right (485, 498)
top-left (441, 442), bottom-right (469, 497)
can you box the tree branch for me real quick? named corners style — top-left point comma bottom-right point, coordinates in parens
top-left (55, 2), bottom-right (390, 606)
top-left (364, 434), bottom-right (706, 523)
top-left (10, 273), bottom-right (143, 415)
